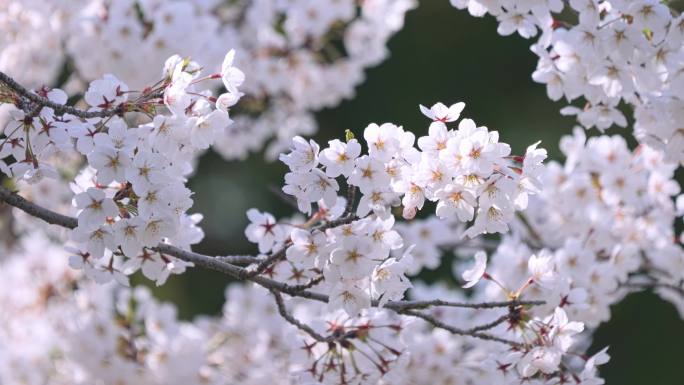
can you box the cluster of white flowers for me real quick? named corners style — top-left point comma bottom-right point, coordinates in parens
top-left (450, 0), bottom-right (684, 164)
top-left (0, 1), bottom-right (75, 87)
top-left (396, 294), bottom-right (609, 385)
top-left (0, 238), bottom-right (609, 385)
top-left (239, 103), bottom-right (546, 316)
top-left (1, 1), bottom-right (684, 385)
top-left (282, 102), bottom-right (546, 229)
top-left (212, 281), bottom-right (610, 385)
top-left (0, 85), bottom-right (627, 385)
top-left (519, 128), bottom-right (684, 322)
top-left (0, 234), bottom-right (224, 385)
top-left (0, 0), bottom-right (415, 160)
top-left (379, 127), bottom-right (684, 380)
top-left (1, 50), bottom-right (244, 285)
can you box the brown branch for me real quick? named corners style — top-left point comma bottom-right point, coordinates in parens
top-left (0, 186), bottom-right (77, 229)
top-left (215, 255), bottom-right (260, 265)
top-left (388, 298), bottom-right (545, 311)
top-left (313, 213), bottom-right (359, 231)
top-left (244, 246), bottom-right (289, 278)
top-left (344, 185), bottom-right (357, 216)
top-left (149, 243), bottom-right (329, 302)
top-left (270, 289), bottom-right (331, 342)
top-left (466, 313), bottom-right (510, 333)
top-left (0, 185), bottom-right (537, 310)
top-left (0, 70), bottom-right (124, 119)
top-left (289, 275), bottom-right (324, 292)
top-left (399, 309), bottom-right (522, 347)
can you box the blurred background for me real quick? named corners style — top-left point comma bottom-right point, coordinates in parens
top-left (147, 2), bottom-right (684, 384)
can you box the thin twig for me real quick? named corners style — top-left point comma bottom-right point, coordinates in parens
top-left (289, 275), bottom-right (324, 292)
top-left (270, 289), bottom-right (330, 342)
top-left (516, 212), bottom-right (543, 248)
top-left (244, 246), bottom-right (289, 278)
top-left (267, 184), bottom-right (300, 210)
top-left (313, 213), bottom-right (359, 231)
top-left (399, 309), bottom-right (522, 347)
top-left (466, 314), bottom-right (510, 333)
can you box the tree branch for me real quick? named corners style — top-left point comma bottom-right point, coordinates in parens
top-left (344, 185), bottom-right (357, 216)
top-left (215, 255), bottom-right (260, 265)
top-left (466, 313), bottom-right (510, 333)
top-left (0, 70), bottom-right (123, 119)
top-left (270, 289), bottom-right (331, 342)
top-left (314, 213), bottom-right (359, 231)
top-left (244, 246), bottom-right (289, 278)
top-left (399, 309), bottom-right (522, 347)
top-left (0, 186), bottom-right (77, 229)
top-left (387, 298), bottom-right (545, 311)
top-left (289, 275), bottom-right (324, 292)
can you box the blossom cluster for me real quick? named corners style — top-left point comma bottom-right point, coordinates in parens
top-left (1, 51), bottom-right (244, 285)
top-left (515, 128), bottom-right (684, 322)
top-left (282, 102), bottom-right (547, 230)
top-left (393, 126), bottom-right (684, 354)
top-left (240, 103), bottom-right (546, 316)
top-left (0, 235), bottom-right (609, 385)
top-left (450, 0), bottom-right (684, 164)
top-left (1, 0), bottom-right (415, 160)
top-left (1, 1), bottom-right (683, 385)
top-left (0, 235), bottom-right (220, 385)
top-left (383, 126), bottom-right (684, 378)
top-left (0, 87), bottom-right (619, 385)
top-left (216, 281), bottom-right (610, 385)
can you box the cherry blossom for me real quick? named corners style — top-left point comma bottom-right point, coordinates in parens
top-left (461, 251), bottom-right (487, 288)
top-left (419, 102), bottom-right (465, 122)
top-left (2, 2), bottom-right (684, 385)
top-left (245, 208), bottom-right (285, 254)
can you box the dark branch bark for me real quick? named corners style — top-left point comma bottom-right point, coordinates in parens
top-left (0, 186), bottom-right (77, 229)
top-left (270, 289), bottom-right (331, 342)
top-left (399, 309), bottom-right (521, 346)
top-left (387, 298), bottom-right (545, 311)
top-left (215, 255), bottom-right (260, 265)
top-left (0, 70), bottom-right (123, 119)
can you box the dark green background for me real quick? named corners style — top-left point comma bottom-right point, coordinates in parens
top-left (151, 2), bottom-right (684, 383)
